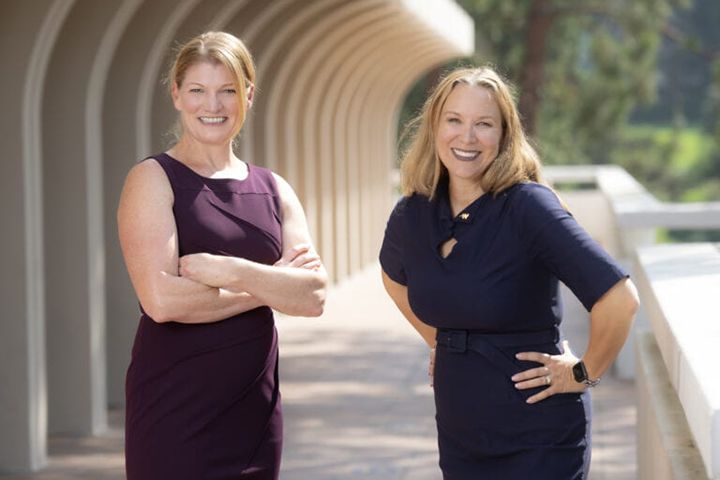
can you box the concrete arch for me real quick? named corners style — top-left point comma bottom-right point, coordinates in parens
top-left (268, 0), bottom-right (394, 279)
top-left (135, 0), bottom-right (203, 159)
top-left (0, 0), bottom-right (76, 471)
top-left (102, 0), bottom-right (199, 409)
top-left (255, 1), bottom-right (389, 274)
top-left (332, 34), bottom-right (448, 276)
top-left (353, 36), bottom-right (454, 268)
top-left (207, 0), bottom-right (253, 31)
top-left (41, 0), bottom-right (136, 437)
top-left (311, 13), bottom-right (443, 279)
top-left (223, 0), bottom-right (327, 167)
top-left (85, 0), bottom-right (145, 416)
top-left (14, 0), bottom-right (77, 469)
top-left (257, 0), bottom-right (471, 280)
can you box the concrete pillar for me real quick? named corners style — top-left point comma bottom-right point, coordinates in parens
top-left (0, 0), bottom-right (68, 471)
top-left (103, 0), bottom-right (182, 407)
top-left (42, 0), bottom-right (123, 435)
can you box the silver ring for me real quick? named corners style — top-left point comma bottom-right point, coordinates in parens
top-left (544, 375), bottom-right (551, 385)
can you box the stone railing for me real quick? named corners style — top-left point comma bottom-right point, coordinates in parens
top-left (635, 244), bottom-right (719, 480)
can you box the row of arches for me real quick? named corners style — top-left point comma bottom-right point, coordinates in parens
top-left (0, 0), bottom-right (472, 471)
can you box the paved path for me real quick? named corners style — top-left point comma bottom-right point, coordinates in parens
top-left (1, 264), bottom-right (636, 479)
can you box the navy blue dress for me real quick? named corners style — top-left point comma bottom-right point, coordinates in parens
top-left (379, 180), bottom-right (628, 480)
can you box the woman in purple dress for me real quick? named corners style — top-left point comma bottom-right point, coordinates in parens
top-left (118, 31), bottom-right (327, 479)
top-left (380, 67), bottom-right (639, 479)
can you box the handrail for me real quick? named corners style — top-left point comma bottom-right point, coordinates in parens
top-left (545, 165), bottom-right (720, 230)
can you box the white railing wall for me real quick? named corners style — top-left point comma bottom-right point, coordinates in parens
top-left (635, 244), bottom-right (720, 480)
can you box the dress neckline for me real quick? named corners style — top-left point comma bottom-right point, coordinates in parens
top-left (436, 179), bottom-right (488, 224)
top-left (161, 152), bottom-right (251, 183)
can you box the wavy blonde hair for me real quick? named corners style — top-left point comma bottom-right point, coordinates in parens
top-left (169, 31), bottom-right (256, 139)
top-left (400, 66), bottom-right (547, 198)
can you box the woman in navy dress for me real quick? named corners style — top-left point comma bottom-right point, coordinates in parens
top-left (380, 67), bottom-right (639, 479)
top-left (118, 32), bottom-right (326, 479)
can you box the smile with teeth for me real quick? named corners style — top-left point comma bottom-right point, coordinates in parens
top-left (199, 117), bottom-right (227, 124)
top-left (452, 148), bottom-right (480, 161)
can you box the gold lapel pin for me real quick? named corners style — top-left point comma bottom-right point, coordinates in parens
top-left (459, 213), bottom-right (470, 220)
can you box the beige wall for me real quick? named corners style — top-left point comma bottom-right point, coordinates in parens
top-left (0, 0), bottom-right (472, 472)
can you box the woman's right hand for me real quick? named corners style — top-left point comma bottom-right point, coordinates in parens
top-left (275, 243), bottom-right (322, 271)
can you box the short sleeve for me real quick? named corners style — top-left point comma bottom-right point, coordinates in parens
top-left (514, 184), bottom-right (629, 311)
top-left (379, 198), bottom-right (408, 286)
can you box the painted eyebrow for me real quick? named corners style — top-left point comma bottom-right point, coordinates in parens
top-left (445, 111), bottom-right (495, 120)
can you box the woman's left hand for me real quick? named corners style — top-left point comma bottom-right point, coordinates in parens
top-left (274, 243), bottom-right (322, 271)
top-left (511, 340), bottom-right (586, 404)
top-left (179, 253), bottom-right (237, 287)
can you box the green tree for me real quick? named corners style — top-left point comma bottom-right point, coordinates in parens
top-left (456, 0), bottom-right (690, 165)
top-left (398, 0), bottom-right (720, 204)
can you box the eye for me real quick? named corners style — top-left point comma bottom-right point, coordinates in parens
top-left (477, 121), bottom-right (493, 127)
top-left (447, 117), bottom-right (461, 123)
top-left (222, 89), bottom-right (237, 94)
top-left (189, 88), bottom-right (203, 93)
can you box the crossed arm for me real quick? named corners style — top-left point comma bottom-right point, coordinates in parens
top-left (117, 159), bottom-right (326, 324)
top-left (178, 174), bottom-right (327, 317)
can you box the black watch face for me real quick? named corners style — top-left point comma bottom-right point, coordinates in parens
top-left (572, 361), bottom-right (586, 382)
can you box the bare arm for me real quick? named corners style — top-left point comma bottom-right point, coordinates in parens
top-left (581, 277), bottom-right (639, 380)
top-left (381, 269), bottom-right (437, 347)
top-left (179, 173), bottom-right (327, 317)
top-left (117, 159), bottom-right (262, 324)
top-left (513, 277), bottom-right (639, 403)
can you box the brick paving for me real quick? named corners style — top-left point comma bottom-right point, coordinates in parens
top-left (1, 264), bottom-right (637, 479)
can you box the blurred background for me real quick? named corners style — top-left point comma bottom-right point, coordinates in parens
top-left (1, 1), bottom-right (718, 479)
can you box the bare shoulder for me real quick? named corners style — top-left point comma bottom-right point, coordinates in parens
top-left (118, 158), bottom-right (174, 221)
top-left (125, 158), bottom-right (170, 187)
top-left (271, 171), bottom-right (292, 194)
top-left (122, 159), bottom-right (172, 199)
top-left (270, 172), bottom-right (312, 245)
top-left (271, 172), bottom-right (300, 207)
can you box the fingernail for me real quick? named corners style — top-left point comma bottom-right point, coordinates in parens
top-left (515, 354), bottom-right (522, 359)
top-left (511, 375), bottom-right (518, 381)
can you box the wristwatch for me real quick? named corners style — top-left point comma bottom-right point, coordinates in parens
top-left (572, 360), bottom-right (601, 388)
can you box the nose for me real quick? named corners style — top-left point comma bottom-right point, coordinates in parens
top-left (463, 124), bottom-right (476, 143)
top-left (205, 92), bottom-right (222, 112)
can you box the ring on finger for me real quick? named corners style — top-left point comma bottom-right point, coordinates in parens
top-left (544, 375), bottom-right (551, 385)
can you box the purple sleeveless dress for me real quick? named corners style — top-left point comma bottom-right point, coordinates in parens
top-left (125, 153), bottom-right (283, 479)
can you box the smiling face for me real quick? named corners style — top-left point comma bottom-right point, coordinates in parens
top-left (172, 60), bottom-right (247, 147)
top-left (435, 83), bottom-right (503, 188)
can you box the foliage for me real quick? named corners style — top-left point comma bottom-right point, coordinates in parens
top-left (397, 0), bottom-right (720, 205)
top-left (456, 0), bottom-right (690, 165)
top-left (611, 125), bottom-right (719, 201)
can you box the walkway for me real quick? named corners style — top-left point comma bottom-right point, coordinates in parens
top-left (1, 264), bottom-right (636, 479)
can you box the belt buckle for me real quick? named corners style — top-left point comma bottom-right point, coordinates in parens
top-left (446, 330), bottom-right (467, 353)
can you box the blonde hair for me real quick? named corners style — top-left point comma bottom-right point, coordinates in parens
top-left (400, 66), bottom-right (546, 199)
top-left (169, 31), bottom-right (256, 139)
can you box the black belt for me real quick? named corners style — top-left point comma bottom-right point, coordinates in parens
top-left (436, 328), bottom-right (560, 376)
